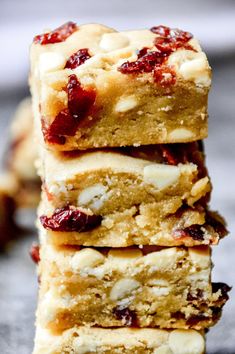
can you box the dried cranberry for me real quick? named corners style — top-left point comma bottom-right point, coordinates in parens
top-left (150, 25), bottom-right (171, 37)
top-left (211, 306), bottom-right (222, 321)
top-left (137, 47), bottom-right (149, 59)
top-left (151, 25), bottom-right (193, 43)
top-left (30, 244), bottom-right (40, 264)
top-left (67, 74), bottom-right (96, 117)
top-left (42, 74), bottom-right (96, 145)
top-left (153, 65), bottom-right (176, 86)
top-left (172, 311), bottom-right (186, 320)
top-left (40, 206), bottom-right (102, 232)
top-left (212, 282), bottom-right (231, 301)
top-left (34, 21), bottom-right (77, 45)
top-left (159, 145), bottom-right (179, 165)
top-left (113, 306), bottom-right (137, 326)
top-left (173, 225), bottom-right (205, 241)
top-left (119, 25), bottom-right (195, 86)
top-left (43, 110), bottom-right (74, 144)
top-left (186, 314), bottom-right (208, 327)
top-left (118, 51), bottom-right (164, 75)
top-left (65, 48), bottom-right (91, 69)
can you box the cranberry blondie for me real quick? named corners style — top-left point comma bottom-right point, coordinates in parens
top-left (33, 327), bottom-right (205, 354)
top-left (30, 23), bottom-right (211, 150)
top-left (36, 240), bottom-right (229, 332)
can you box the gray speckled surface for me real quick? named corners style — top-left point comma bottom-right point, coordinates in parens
top-left (0, 57), bottom-right (234, 354)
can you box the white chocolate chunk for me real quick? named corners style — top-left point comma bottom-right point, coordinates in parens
top-left (168, 50), bottom-right (211, 87)
top-left (150, 287), bottom-right (170, 296)
top-left (110, 278), bottom-right (140, 300)
top-left (40, 289), bottom-right (59, 324)
top-left (71, 249), bottom-right (105, 271)
top-left (108, 249), bottom-right (142, 261)
top-left (39, 52), bottom-right (66, 75)
top-left (169, 128), bottom-right (194, 140)
top-left (179, 56), bottom-right (211, 87)
top-left (191, 177), bottom-right (209, 197)
top-left (143, 248), bottom-right (182, 269)
top-left (169, 329), bottom-right (205, 354)
top-left (189, 247), bottom-right (210, 268)
top-left (144, 164), bottom-right (180, 189)
top-left (115, 96), bottom-right (138, 112)
top-left (100, 33), bottom-right (130, 51)
top-left (154, 345), bottom-right (173, 354)
top-left (78, 184), bottom-right (108, 211)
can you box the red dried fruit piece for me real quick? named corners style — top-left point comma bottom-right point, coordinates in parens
top-left (212, 282), bottom-right (231, 301)
top-left (42, 74), bottom-right (96, 145)
top-left (173, 225), bottom-right (205, 241)
top-left (186, 314), bottom-right (209, 327)
top-left (172, 311), bottom-right (186, 320)
top-left (113, 306), bottom-right (137, 326)
top-left (119, 25), bottom-right (195, 86)
top-left (153, 25), bottom-right (194, 54)
top-left (30, 244), bottom-right (40, 264)
top-left (67, 74), bottom-right (96, 117)
top-left (150, 25), bottom-right (171, 37)
top-left (40, 205), bottom-right (102, 232)
top-left (34, 21), bottom-right (77, 45)
top-left (159, 145), bottom-right (179, 165)
top-left (153, 65), bottom-right (176, 86)
top-left (150, 25), bottom-right (193, 43)
top-left (65, 48), bottom-right (91, 69)
top-left (137, 47), bottom-right (149, 59)
top-left (118, 50), bottom-right (164, 75)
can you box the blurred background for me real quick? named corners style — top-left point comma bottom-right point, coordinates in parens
top-left (0, 0), bottom-right (234, 353)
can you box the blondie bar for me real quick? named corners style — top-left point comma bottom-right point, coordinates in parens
top-left (38, 143), bottom-right (227, 247)
top-left (30, 23), bottom-right (211, 150)
top-left (37, 240), bottom-right (229, 331)
top-left (33, 326), bottom-right (205, 354)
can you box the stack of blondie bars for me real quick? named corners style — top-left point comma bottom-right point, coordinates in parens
top-left (30, 22), bottom-right (230, 353)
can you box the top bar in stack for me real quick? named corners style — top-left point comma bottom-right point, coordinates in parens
top-left (30, 22), bottom-right (211, 150)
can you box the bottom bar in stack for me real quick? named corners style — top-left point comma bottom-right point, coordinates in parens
top-left (36, 229), bottom-right (229, 333)
top-left (34, 326), bottom-right (205, 354)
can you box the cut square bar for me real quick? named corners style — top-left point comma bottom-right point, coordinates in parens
top-left (33, 327), bottom-right (206, 354)
top-left (30, 23), bottom-right (211, 150)
top-left (36, 239), bottom-right (229, 332)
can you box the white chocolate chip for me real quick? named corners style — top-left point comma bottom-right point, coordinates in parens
top-left (115, 96), bottom-right (138, 113)
top-left (71, 249), bottom-right (105, 271)
top-left (179, 56), bottom-right (211, 87)
top-left (189, 247), bottom-right (210, 268)
top-left (169, 329), bottom-right (205, 354)
top-left (143, 248), bottom-right (182, 270)
top-left (154, 345), bottom-right (173, 354)
top-left (100, 33), bottom-right (130, 51)
top-left (191, 177), bottom-right (210, 197)
top-left (150, 287), bottom-right (170, 296)
top-left (40, 289), bottom-right (59, 325)
top-left (169, 128), bottom-right (194, 140)
top-left (39, 52), bottom-right (66, 75)
top-left (144, 164), bottom-right (180, 190)
top-left (168, 50), bottom-right (211, 87)
top-left (78, 184), bottom-right (108, 211)
top-left (110, 278), bottom-right (141, 300)
top-left (108, 249), bottom-right (142, 262)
